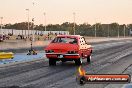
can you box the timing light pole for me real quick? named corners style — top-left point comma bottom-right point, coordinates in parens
top-left (27, 17), bottom-right (37, 55)
top-left (32, 18), bottom-right (35, 41)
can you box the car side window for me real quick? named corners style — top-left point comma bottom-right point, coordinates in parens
top-left (52, 37), bottom-right (78, 44)
top-left (81, 37), bottom-right (87, 45)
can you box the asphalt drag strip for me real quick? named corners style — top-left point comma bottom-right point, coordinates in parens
top-left (43, 42), bottom-right (132, 88)
top-left (0, 40), bottom-right (132, 88)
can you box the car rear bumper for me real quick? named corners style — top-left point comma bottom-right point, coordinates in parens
top-left (45, 53), bottom-right (80, 59)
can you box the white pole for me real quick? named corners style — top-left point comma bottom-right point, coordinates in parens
top-left (94, 18), bottom-right (97, 37)
top-left (44, 12), bottom-right (46, 33)
top-left (95, 23), bottom-right (96, 37)
top-left (118, 25), bottom-right (119, 38)
top-left (108, 24), bottom-right (109, 37)
top-left (73, 12), bottom-right (75, 35)
top-left (124, 25), bottom-right (125, 38)
top-left (26, 9), bottom-right (30, 37)
top-left (0, 17), bottom-right (3, 34)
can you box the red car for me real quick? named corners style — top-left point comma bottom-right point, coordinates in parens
top-left (45, 35), bottom-right (92, 66)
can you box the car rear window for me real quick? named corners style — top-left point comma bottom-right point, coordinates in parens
top-left (52, 37), bottom-right (78, 44)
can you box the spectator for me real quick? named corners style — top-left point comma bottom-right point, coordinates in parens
top-left (55, 33), bottom-right (57, 36)
top-left (38, 36), bottom-right (40, 40)
top-left (30, 37), bottom-right (32, 41)
top-left (48, 33), bottom-right (50, 40)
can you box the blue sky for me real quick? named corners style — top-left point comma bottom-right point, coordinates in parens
top-left (0, 0), bottom-right (132, 24)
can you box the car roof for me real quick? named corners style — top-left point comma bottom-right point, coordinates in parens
top-left (57, 35), bottom-right (82, 38)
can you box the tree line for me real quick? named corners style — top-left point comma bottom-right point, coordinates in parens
top-left (3, 22), bottom-right (132, 37)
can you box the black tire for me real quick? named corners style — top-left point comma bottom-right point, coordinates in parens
top-left (75, 59), bottom-right (82, 66)
top-left (27, 53), bottom-right (31, 55)
top-left (90, 50), bottom-right (92, 53)
top-left (87, 55), bottom-right (91, 63)
top-left (49, 59), bottom-right (56, 66)
top-left (33, 53), bottom-right (37, 55)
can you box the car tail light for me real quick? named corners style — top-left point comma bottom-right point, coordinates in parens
top-left (45, 50), bottom-right (54, 53)
top-left (68, 51), bottom-right (71, 54)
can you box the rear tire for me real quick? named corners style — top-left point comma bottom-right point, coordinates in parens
top-left (62, 60), bottom-right (66, 63)
top-left (75, 58), bottom-right (82, 66)
top-left (49, 59), bottom-right (56, 66)
top-left (87, 55), bottom-right (91, 63)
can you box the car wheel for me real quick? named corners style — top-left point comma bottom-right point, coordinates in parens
top-left (49, 59), bottom-right (56, 66)
top-left (75, 58), bottom-right (82, 66)
top-left (27, 53), bottom-right (31, 55)
top-left (62, 60), bottom-right (66, 63)
top-left (87, 55), bottom-right (91, 63)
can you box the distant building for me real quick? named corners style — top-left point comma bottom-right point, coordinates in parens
top-left (0, 29), bottom-right (69, 35)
